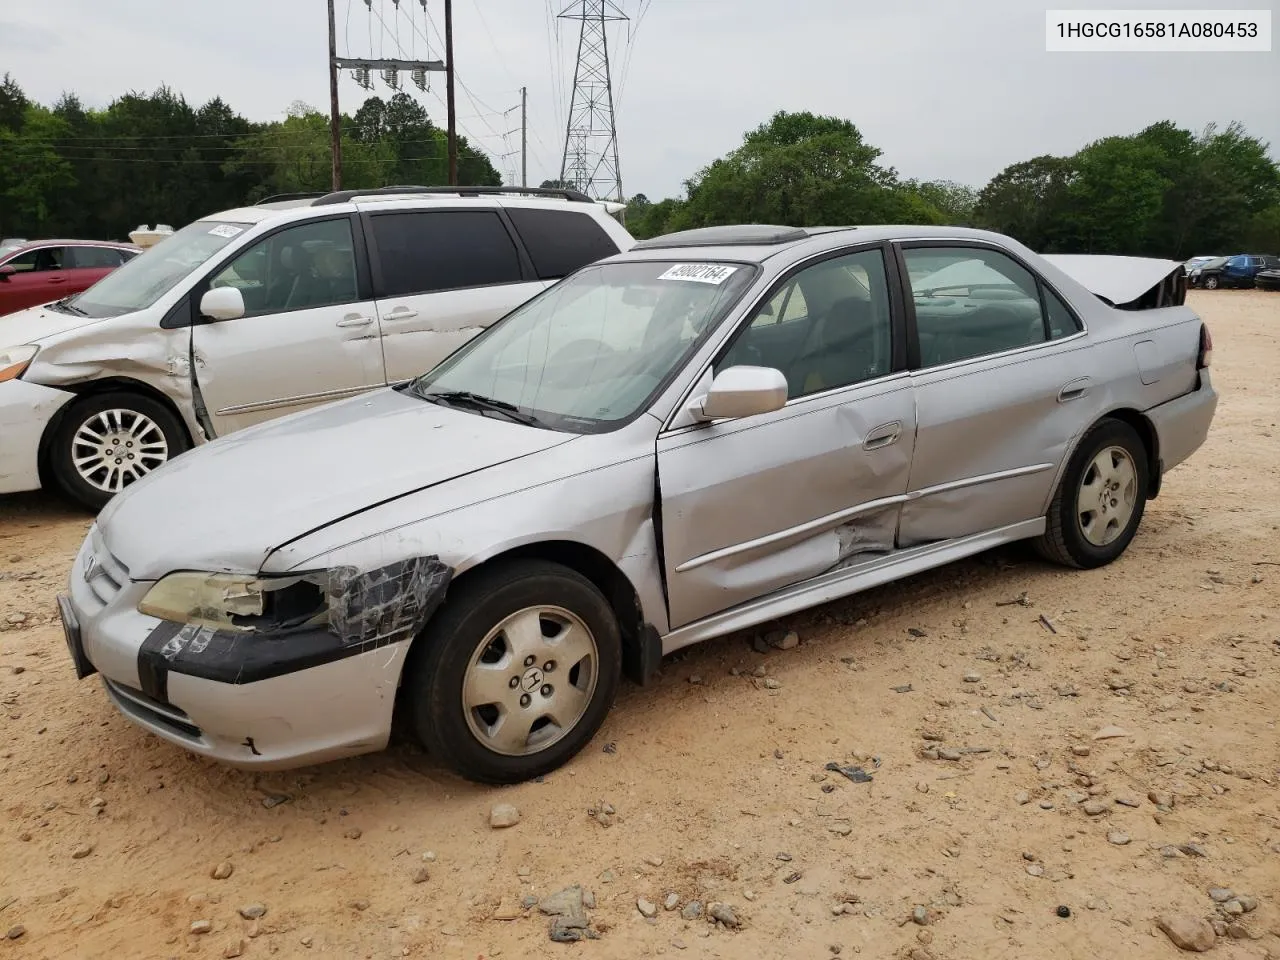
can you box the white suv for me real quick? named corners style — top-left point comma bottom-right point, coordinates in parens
top-left (0, 186), bottom-right (634, 509)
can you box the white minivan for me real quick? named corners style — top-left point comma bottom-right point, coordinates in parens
top-left (0, 187), bottom-right (634, 509)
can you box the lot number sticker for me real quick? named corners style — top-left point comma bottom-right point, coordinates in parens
top-left (208, 224), bottom-right (245, 239)
top-left (658, 263), bottom-right (739, 285)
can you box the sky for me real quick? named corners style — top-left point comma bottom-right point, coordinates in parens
top-left (2, 0), bottom-right (1277, 199)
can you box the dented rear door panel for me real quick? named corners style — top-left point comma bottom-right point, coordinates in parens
top-left (657, 374), bottom-right (917, 630)
top-left (899, 338), bottom-right (1098, 547)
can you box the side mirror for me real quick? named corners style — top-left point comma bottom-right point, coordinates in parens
top-left (0, 265), bottom-right (14, 281)
top-left (200, 286), bottom-right (245, 322)
top-left (691, 365), bottom-right (788, 422)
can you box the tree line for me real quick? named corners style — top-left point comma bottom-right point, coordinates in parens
top-left (2, 72), bottom-right (1277, 259)
top-left (0, 73), bottom-right (500, 241)
top-left (614, 112), bottom-right (1280, 257)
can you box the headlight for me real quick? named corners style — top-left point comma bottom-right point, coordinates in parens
top-left (0, 345), bottom-right (38, 383)
top-left (139, 571), bottom-right (328, 632)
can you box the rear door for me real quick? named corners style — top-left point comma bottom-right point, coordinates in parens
top-left (896, 241), bottom-right (1093, 546)
top-left (190, 214), bottom-right (387, 435)
top-left (64, 245), bottom-right (130, 293)
top-left (364, 208), bottom-right (546, 384)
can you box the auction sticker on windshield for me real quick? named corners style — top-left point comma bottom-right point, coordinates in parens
top-left (658, 263), bottom-right (740, 285)
top-left (207, 224), bottom-right (245, 239)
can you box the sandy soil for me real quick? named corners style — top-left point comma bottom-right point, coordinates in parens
top-left (1, 290), bottom-right (1278, 960)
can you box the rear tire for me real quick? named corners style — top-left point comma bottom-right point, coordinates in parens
top-left (1034, 419), bottom-right (1149, 569)
top-left (49, 391), bottom-right (190, 512)
top-left (402, 560), bottom-right (622, 784)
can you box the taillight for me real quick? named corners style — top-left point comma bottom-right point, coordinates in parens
top-left (1197, 323), bottom-right (1212, 369)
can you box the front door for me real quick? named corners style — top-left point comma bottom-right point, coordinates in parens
top-left (0, 246), bottom-right (69, 314)
top-left (363, 209), bottom-right (548, 385)
top-left (192, 216), bottom-right (387, 435)
top-left (896, 242), bottom-right (1096, 546)
top-left (658, 246), bottom-right (915, 629)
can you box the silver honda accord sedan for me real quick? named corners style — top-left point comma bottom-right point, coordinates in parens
top-left (58, 224), bottom-right (1218, 783)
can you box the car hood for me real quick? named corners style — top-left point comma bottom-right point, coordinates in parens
top-left (98, 388), bottom-right (577, 579)
top-left (0, 302), bottom-right (104, 347)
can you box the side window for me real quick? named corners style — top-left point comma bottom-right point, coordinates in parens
top-left (505, 208), bottom-right (620, 280)
top-left (370, 210), bottom-right (523, 297)
top-left (207, 218), bottom-right (359, 318)
top-left (905, 246), bottom-right (1048, 367)
top-left (1043, 286), bottom-right (1081, 339)
top-left (8, 248), bottom-right (67, 272)
top-left (3, 250), bottom-right (39, 273)
top-left (68, 247), bottom-right (126, 268)
top-left (717, 248), bottom-right (893, 400)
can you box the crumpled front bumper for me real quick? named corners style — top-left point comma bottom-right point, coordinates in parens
top-left (0, 378), bottom-right (74, 495)
top-left (63, 529), bottom-right (443, 770)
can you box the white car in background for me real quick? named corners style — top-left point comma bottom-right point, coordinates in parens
top-left (0, 186), bottom-right (634, 509)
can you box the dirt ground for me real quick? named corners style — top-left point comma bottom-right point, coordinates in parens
top-left (1, 290), bottom-right (1278, 960)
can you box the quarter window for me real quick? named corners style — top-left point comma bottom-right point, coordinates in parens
top-left (905, 246), bottom-right (1048, 367)
top-left (717, 248), bottom-right (894, 400)
top-left (370, 210), bottom-right (523, 297)
top-left (1043, 286), bottom-right (1081, 339)
top-left (505, 208), bottom-right (620, 280)
top-left (208, 219), bottom-right (359, 318)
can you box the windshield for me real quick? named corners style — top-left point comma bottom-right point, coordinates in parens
top-left (67, 219), bottom-right (253, 318)
top-left (409, 259), bottom-right (756, 432)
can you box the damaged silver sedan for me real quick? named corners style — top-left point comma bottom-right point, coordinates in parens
top-left (58, 224), bottom-right (1218, 783)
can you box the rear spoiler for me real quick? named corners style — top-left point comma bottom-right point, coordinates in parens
top-left (1041, 255), bottom-right (1186, 310)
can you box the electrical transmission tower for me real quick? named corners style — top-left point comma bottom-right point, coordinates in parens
top-left (558, 1), bottom-right (627, 201)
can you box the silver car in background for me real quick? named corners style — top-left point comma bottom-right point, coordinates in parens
top-left (58, 224), bottom-right (1218, 783)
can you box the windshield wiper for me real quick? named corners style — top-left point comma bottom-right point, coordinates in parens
top-left (50, 297), bottom-right (88, 316)
top-left (418, 389), bottom-right (544, 427)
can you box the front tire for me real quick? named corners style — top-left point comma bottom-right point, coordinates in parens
top-left (1202, 275), bottom-right (1220, 290)
top-left (403, 560), bottom-right (622, 784)
top-left (49, 391), bottom-right (190, 512)
top-left (1035, 419), bottom-right (1149, 569)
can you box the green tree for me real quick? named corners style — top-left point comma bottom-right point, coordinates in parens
top-left (673, 111), bottom-right (938, 229)
top-left (974, 155), bottom-right (1076, 250)
top-left (0, 73), bottom-right (28, 132)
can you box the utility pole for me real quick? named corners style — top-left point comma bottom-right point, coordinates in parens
top-left (326, 0), bottom-right (342, 190)
top-left (558, 1), bottom-right (626, 202)
top-left (445, 0), bottom-right (458, 185)
top-left (330, 4), bottom-right (448, 189)
top-left (520, 86), bottom-right (528, 188)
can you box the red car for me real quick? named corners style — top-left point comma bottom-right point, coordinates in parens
top-left (0, 240), bottom-right (141, 317)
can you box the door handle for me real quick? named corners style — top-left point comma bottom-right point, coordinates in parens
top-left (863, 420), bottom-right (903, 451)
top-left (47, 276), bottom-right (65, 284)
top-left (1058, 377), bottom-right (1091, 402)
top-left (336, 314), bottom-right (374, 328)
top-left (384, 308), bottom-right (418, 321)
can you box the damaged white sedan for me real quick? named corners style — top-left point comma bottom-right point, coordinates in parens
top-left (59, 224), bottom-right (1217, 783)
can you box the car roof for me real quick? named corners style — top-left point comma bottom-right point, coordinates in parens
top-left (201, 186), bottom-right (617, 228)
top-left (612, 224), bottom-right (1027, 265)
top-left (3, 239), bottom-right (141, 254)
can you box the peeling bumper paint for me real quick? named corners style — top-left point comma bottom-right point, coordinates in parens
top-left (0, 379), bottom-right (74, 495)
